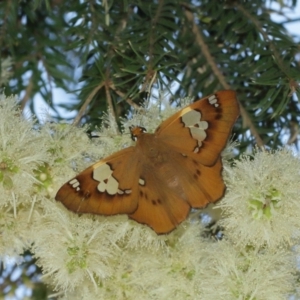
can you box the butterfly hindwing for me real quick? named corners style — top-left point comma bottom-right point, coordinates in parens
top-left (166, 152), bottom-right (225, 207)
top-left (155, 90), bottom-right (239, 166)
top-left (130, 179), bottom-right (191, 234)
top-left (129, 144), bottom-right (225, 234)
top-left (129, 157), bottom-right (191, 234)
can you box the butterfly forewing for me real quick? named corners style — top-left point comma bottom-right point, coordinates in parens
top-left (55, 147), bottom-right (140, 215)
top-left (155, 90), bottom-right (239, 166)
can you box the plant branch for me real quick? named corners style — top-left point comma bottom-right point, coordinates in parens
top-left (184, 10), bottom-right (229, 89)
top-left (239, 104), bottom-right (264, 147)
top-left (184, 8), bottom-right (265, 147)
top-left (110, 83), bottom-right (143, 111)
top-left (20, 74), bottom-right (33, 111)
top-left (105, 81), bottom-right (117, 117)
top-left (73, 82), bottom-right (104, 126)
top-left (137, 1), bottom-right (164, 95)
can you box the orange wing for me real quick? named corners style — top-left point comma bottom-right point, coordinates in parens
top-left (155, 90), bottom-right (239, 166)
top-left (56, 142), bottom-right (192, 233)
top-left (129, 153), bottom-right (191, 234)
top-left (129, 142), bottom-right (225, 234)
top-left (56, 90), bottom-right (239, 234)
top-left (56, 147), bottom-right (141, 215)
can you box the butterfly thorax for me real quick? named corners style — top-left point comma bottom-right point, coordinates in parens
top-left (134, 132), bottom-right (168, 167)
top-left (130, 126), bottom-right (161, 159)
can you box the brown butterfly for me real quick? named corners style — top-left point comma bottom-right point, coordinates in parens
top-left (55, 90), bottom-right (239, 234)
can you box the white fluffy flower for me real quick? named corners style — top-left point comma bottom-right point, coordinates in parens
top-left (219, 148), bottom-right (300, 249)
top-left (0, 198), bottom-right (38, 256)
top-left (198, 240), bottom-right (295, 300)
top-left (33, 200), bottom-right (206, 299)
top-left (0, 95), bottom-right (48, 203)
top-left (1, 93), bottom-right (299, 299)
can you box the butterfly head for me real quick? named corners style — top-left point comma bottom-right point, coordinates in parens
top-left (130, 126), bottom-right (147, 141)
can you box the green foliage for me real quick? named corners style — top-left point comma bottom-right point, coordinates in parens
top-left (1, 0), bottom-right (300, 151)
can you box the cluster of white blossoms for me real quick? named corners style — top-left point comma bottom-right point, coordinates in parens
top-left (0, 94), bottom-right (299, 299)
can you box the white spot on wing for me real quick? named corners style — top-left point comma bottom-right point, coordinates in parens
top-left (117, 189), bottom-right (124, 195)
top-left (93, 163), bottom-right (119, 195)
top-left (190, 127), bottom-right (206, 141)
top-left (193, 146), bottom-right (200, 153)
top-left (69, 179), bottom-right (78, 185)
top-left (69, 178), bottom-right (81, 191)
top-left (73, 181), bottom-right (80, 188)
top-left (181, 110), bottom-right (208, 152)
top-left (208, 94), bottom-right (219, 107)
top-left (139, 178), bottom-right (145, 186)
